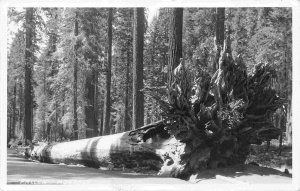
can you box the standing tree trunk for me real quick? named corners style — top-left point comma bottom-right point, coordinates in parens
top-left (84, 18), bottom-right (98, 138)
top-left (73, 11), bottom-right (79, 140)
top-left (43, 56), bottom-right (47, 139)
top-left (215, 8), bottom-right (225, 48)
top-left (47, 122), bottom-right (51, 141)
top-left (132, 8), bottom-right (145, 130)
top-left (8, 114), bottom-right (12, 141)
top-left (12, 83), bottom-right (17, 139)
top-left (286, 104), bottom-right (292, 145)
top-left (283, 24), bottom-right (292, 146)
top-left (99, 102), bottom-right (104, 136)
top-left (24, 8), bottom-right (34, 143)
top-left (18, 82), bottom-right (23, 136)
top-left (60, 106), bottom-right (65, 139)
top-left (103, 8), bottom-right (113, 135)
top-left (55, 101), bottom-right (58, 141)
top-left (124, 48), bottom-right (130, 132)
top-left (167, 8), bottom-right (183, 86)
top-left (277, 111), bottom-right (284, 155)
top-left (145, 21), bottom-right (158, 125)
top-left (162, 24), bottom-right (169, 83)
top-left (85, 71), bottom-right (97, 138)
top-left (31, 91), bottom-right (34, 139)
top-left (213, 8), bottom-right (225, 72)
top-left (124, 11), bottom-right (132, 132)
top-left (94, 69), bottom-right (99, 136)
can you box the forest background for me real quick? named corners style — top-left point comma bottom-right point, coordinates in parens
top-left (6, 7), bottom-right (292, 148)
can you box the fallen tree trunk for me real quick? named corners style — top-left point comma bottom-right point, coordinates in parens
top-left (29, 122), bottom-right (181, 172)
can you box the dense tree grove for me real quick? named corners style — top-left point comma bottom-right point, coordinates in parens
top-left (7, 7), bottom-right (292, 148)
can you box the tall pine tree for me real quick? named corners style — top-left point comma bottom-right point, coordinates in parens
top-left (24, 8), bottom-right (35, 143)
top-left (132, 8), bottom-right (145, 130)
top-left (103, 8), bottom-right (113, 135)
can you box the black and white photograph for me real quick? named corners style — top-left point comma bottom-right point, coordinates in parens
top-left (0, 0), bottom-right (300, 190)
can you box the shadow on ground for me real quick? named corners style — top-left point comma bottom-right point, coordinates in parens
top-left (193, 164), bottom-right (292, 184)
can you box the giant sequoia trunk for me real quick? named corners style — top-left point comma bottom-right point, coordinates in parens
top-left (102, 8), bottom-right (113, 136)
top-left (132, 8), bottom-right (145, 130)
top-left (85, 66), bottom-right (98, 138)
top-left (167, 8), bottom-right (183, 74)
top-left (73, 11), bottom-right (79, 140)
top-left (12, 83), bottom-right (17, 138)
top-left (124, 46), bottom-right (131, 132)
top-left (124, 9), bottom-right (133, 132)
top-left (29, 121), bottom-right (174, 171)
top-left (24, 8), bottom-right (34, 143)
top-left (18, 82), bottom-right (23, 136)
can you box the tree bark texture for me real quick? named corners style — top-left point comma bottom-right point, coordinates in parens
top-left (84, 12), bottom-right (99, 138)
top-left (94, 71), bottom-right (99, 136)
top-left (132, 8), bottom-right (145, 130)
top-left (43, 60), bottom-right (47, 139)
top-left (73, 11), bottom-right (79, 140)
top-left (55, 101), bottom-right (58, 141)
top-left (24, 8), bottom-right (34, 143)
top-left (8, 115), bottom-right (11, 141)
top-left (12, 83), bottom-right (17, 138)
top-left (167, 8), bottom-right (183, 74)
top-left (99, 99), bottom-right (104, 136)
top-left (103, 8), bottom-right (113, 135)
top-left (124, 10), bottom-right (132, 132)
top-left (85, 70), bottom-right (97, 138)
top-left (124, 47), bottom-right (130, 132)
top-left (283, 24), bottom-right (292, 146)
top-left (18, 82), bottom-right (23, 135)
top-left (286, 104), bottom-right (292, 145)
top-left (215, 8), bottom-right (225, 48)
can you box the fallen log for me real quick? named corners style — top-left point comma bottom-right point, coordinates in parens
top-left (29, 123), bottom-right (181, 172)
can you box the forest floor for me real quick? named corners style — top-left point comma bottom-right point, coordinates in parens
top-left (189, 163), bottom-right (291, 184)
top-left (245, 140), bottom-right (292, 174)
top-left (190, 140), bottom-right (292, 184)
top-left (7, 144), bottom-right (292, 185)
